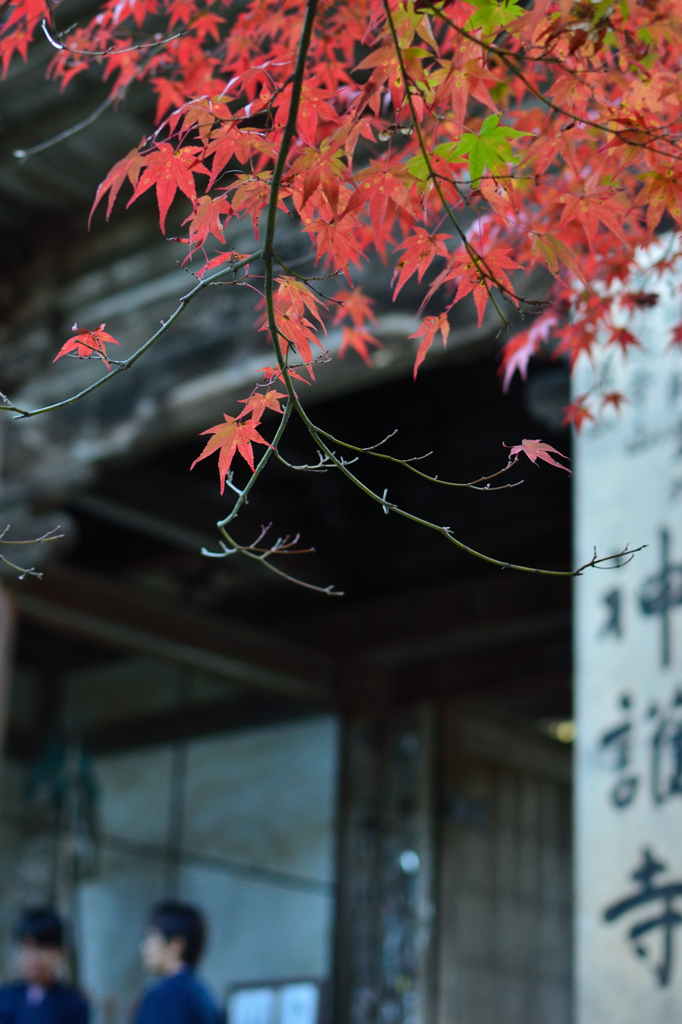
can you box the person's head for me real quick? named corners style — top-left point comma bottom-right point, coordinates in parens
top-left (140, 902), bottom-right (205, 977)
top-left (15, 908), bottom-right (65, 987)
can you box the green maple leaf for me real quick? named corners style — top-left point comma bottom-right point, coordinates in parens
top-left (406, 153), bottom-right (431, 182)
top-left (465, 0), bottom-right (524, 35)
top-left (434, 114), bottom-right (531, 184)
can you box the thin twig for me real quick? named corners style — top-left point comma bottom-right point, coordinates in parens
top-left (427, 7), bottom-right (682, 163)
top-left (14, 95), bottom-right (116, 159)
top-left (0, 524), bottom-right (64, 580)
top-left (311, 425), bottom-right (523, 490)
top-left (42, 19), bottom-right (186, 57)
top-left (381, 0), bottom-right (512, 328)
top-left (0, 250), bottom-right (263, 419)
top-left (204, 524), bottom-right (343, 595)
top-left (216, 400), bottom-right (293, 529)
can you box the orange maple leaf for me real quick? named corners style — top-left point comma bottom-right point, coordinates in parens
top-left (190, 414), bottom-right (271, 493)
top-left (53, 324), bottom-right (120, 371)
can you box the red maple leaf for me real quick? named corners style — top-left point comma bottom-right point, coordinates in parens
top-left (128, 144), bottom-right (209, 232)
top-left (339, 327), bottom-right (382, 366)
top-left (333, 288), bottom-right (377, 328)
top-left (392, 229), bottom-right (451, 299)
top-left (504, 439), bottom-right (571, 472)
top-left (182, 194), bottom-right (233, 250)
top-left (354, 161), bottom-right (413, 240)
top-left (290, 143), bottom-right (346, 216)
top-left (53, 324), bottom-right (120, 371)
top-left (190, 414), bottom-right (271, 492)
top-left (306, 218), bottom-right (365, 282)
top-left (561, 401), bottom-right (595, 430)
top-left (637, 170), bottom-right (682, 236)
top-left (238, 389), bottom-right (287, 423)
top-left (438, 45), bottom-right (499, 127)
top-left (609, 327), bottom-right (641, 353)
top-left (229, 173), bottom-right (292, 238)
top-left (499, 312), bottom-right (559, 392)
top-left (601, 391), bottom-right (628, 412)
top-left (206, 124), bottom-right (275, 190)
top-left (410, 313), bottom-right (450, 379)
top-left (557, 181), bottom-right (631, 253)
top-left (90, 147), bottom-right (146, 224)
top-left (196, 250), bottom-right (251, 278)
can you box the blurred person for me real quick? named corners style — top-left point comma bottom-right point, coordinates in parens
top-left (0, 908), bottom-right (88, 1024)
top-left (134, 902), bottom-right (220, 1024)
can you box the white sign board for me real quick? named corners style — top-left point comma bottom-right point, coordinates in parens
top-left (574, 260), bottom-right (682, 1023)
top-left (229, 988), bottom-right (275, 1024)
top-left (229, 983), bottom-right (320, 1024)
top-left (280, 983), bottom-right (320, 1024)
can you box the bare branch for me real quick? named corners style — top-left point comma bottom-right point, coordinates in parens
top-left (310, 425), bottom-right (523, 490)
top-left (42, 19), bottom-right (186, 57)
top-left (14, 95), bottom-right (116, 160)
top-left (203, 524), bottom-right (343, 596)
top-left (574, 544), bottom-right (648, 575)
top-left (0, 524), bottom-right (64, 580)
top-left (0, 250), bottom-right (263, 420)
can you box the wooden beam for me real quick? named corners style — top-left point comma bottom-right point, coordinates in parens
top-left (10, 565), bottom-right (335, 705)
top-left (6, 694), bottom-right (319, 759)
top-left (357, 610), bottom-right (570, 669)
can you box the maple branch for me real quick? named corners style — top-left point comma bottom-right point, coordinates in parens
top-left (381, 0), bottom-right (515, 330)
top-left (246, 0), bottom-right (640, 582)
top-left (203, 523), bottom-right (343, 596)
top-left (273, 253), bottom-right (344, 304)
top-left (41, 19), bottom-right (187, 57)
top-left (0, 525), bottom-right (64, 580)
top-left (289, 395), bottom-right (644, 576)
top-left (216, 399), bottom-right (293, 529)
top-left (310, 427), bottom-right (523, 490)
top-left (261, 0), bottom-right (319, 317)
top-left (573, 544), bottom-right (648, 574)
top-left (14, 95), bottom-right (116, 160)
top-left (18, 21), bottom-right (193, 164)
top-left (0, 250), bottom-right (263, 420)
top-left (428, 8), bottom-right (682, 163)
top-left (276, 450), bottom-right (359, 472)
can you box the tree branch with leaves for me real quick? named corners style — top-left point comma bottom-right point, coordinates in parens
top-left (1, 0), bottom-right (671, 587)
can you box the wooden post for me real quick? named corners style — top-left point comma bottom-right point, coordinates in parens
top-left (333, 701), bottom-right (437, 1024)
top-left (0, 585), bottom-right (16, 764)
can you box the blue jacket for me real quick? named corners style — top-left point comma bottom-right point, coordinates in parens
top-left (133, 971), bottom-right (221, 1024)
top-left (0, 983), bottom-right (88, 1024)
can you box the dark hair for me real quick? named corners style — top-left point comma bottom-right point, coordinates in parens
top-left (15, 908), bottom-right (63, 948)
top-left (149, 901), bottom-right (205, 968)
